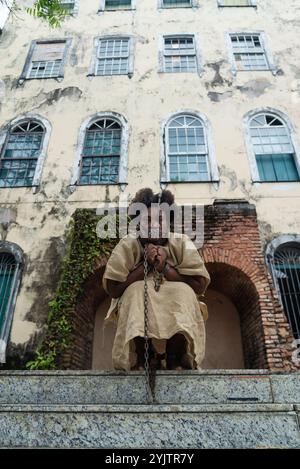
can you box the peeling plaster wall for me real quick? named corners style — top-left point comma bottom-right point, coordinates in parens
top-left (0, 0), bottom-right (300, 358)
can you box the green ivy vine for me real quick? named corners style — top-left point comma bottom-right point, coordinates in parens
top-left (26, 209), bottom-right (118, 370)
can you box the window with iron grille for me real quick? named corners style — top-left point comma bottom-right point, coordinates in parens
top-left (268, 244), bottom-right (300, 340)
top-left (0, 120), bottom-right (45, 188)
top-left (218, 0), bottom-right (256, 6)
top-left (249, 114), bottom-right (299, 182)
top-left (105, 0), bottom-right (132, 10)
top-left (60, 1), bottom-right (74, 12)
top-left (163, 36), bottom-right (197, 73)
top-left (0, 244), bottom-right (23, 364)
top-left (229, 33), bottom-right (269, 71)
top-left (166, 114), bottom-right (210, 182)
top-left (20, 39), bottom-right (71, 82)
top-left (0, 253), bottom-right (16, 337)
top-left (162, 0), bottom-right (192, 8)
top-left (60, 0), bottom-right (79, 14)
top-left (96, 37), bottom-right (130, 76)
top-left (79, 118), bottom-right (121, 185)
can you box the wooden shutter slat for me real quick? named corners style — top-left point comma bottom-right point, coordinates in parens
top-left (32, 42), bottom-right (66, 62)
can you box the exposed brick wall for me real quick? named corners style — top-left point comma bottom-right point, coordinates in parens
top-left (203, 200), bottom-right (298, 371)
top-left (59, 263), bottom-right (107, 370)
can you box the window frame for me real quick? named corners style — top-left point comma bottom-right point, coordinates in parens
top-left (88, 36), bottom-right (135, 78)
top-left (218, 0), bottom-right (257, 7)
top-left (19, 38), bottom-right (72, 84)
top-left (70, 112), bottom-right (129, 191)
top-left (159, 34), bottom-right (203, 76)
top-left (0, 241), bottom-right (23, 364)
top-left (60, 0), bottom-right (80, 16)
top-left (98, 0), bottom-right (136, 12)
top-left (226, 31), bottom-right (277, 76)
top-left (160, 110), bottom-right (219, 184)
top-left (0, 114), bottom-right (52, 193)
top-left (266, 235), bottom-right (300, 340)
top-left (0, 0), bottom-right (13, 34)
top-left (243, 108), bottom-right (300, 183)
top-left (158, 0), bottom-right (198, 9)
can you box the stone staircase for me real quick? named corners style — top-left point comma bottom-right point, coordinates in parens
top-left (0, 370), bottom-right (299, 448)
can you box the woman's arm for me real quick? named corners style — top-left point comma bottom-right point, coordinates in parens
top-left (106, 243), bottom-right (158, 299)
top-left (106, 263), bottom-right (145, 299)
top-left (164, 266), bottom-right (207, 296)
top-left (155, 247), bottom-right (207, 296)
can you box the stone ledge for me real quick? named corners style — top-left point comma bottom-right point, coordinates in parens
top-left (0, 369), bottom-right (290, 376)
top-left (0, 373), bottom-right (275, 405)
top-left (0, 403), bottom-right (295, 413)
top-left (0, 409), bottom-right (299, 448)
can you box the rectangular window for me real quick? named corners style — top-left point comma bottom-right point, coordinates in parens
top-left (229, 33), bottom-right (269, 71)
top-left (60, 1), bottom-right (76, 14)
top-left (96, 37), bottom-right (130, 76)
top-left (105, 0), bottom-right (132, 10)
top-left (80, 129), bottom-right (121, 184)
top-left (27, 41), bottom-right (68, 79)
top-left (162, 0), bottom-right (192, 8)
top-left (218, 0), bottom-right (256, 6)
top-left (0, 133), bottom-right (43, 187)
top-left (163, 36), bottom-right (197, 73)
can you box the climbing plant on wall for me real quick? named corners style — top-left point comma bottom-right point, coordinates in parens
top-left (26, 209), bottom-right (119, 370)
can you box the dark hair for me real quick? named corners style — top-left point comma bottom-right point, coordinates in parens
top-left (131, 187), bottom-right (175, 207)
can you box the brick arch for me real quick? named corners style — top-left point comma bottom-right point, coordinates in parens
top-left (59, 258), bottom-right (108, 370)
top-left (204, 258), bottom-right (265, 369)
top-left (202, 246), bottom-right (298, 371)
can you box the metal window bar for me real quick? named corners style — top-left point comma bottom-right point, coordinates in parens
top-left (270, 247), bottom-right (300, 340)
top-left (0, 254), bottom-right (17, 339)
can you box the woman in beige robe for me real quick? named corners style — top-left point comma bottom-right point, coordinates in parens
top-left (102, 229), bottom-right (211, 371)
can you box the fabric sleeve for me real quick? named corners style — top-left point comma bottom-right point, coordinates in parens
top-left (174, 234), bottom-right (211, 295)
top-left (102, 236), bottom-right (140, 294)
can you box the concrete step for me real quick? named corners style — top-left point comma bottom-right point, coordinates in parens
top-left (0, 370), bottom-right (299, 448)
top-left (1, 370), bottom-right (299, 405)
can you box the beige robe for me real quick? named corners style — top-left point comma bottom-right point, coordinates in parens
top-left (102, 233), bottom-right (211, 371)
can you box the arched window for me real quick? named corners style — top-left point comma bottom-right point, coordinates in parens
top-left (0, 243), bottom-right (23, 363)
top-left (267, 238), bottom-right (300, 340)
top-left (0, 119), bottom-right (46, 188)
top-left (164, 113), bottom-right (215, 182)
top-left (79, 117), bottom-right (122, 185)
top-left (248, 113), bottom-right (300, 182)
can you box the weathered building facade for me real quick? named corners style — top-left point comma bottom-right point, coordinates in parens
top-left (0, 0), bottom-right (299, 371)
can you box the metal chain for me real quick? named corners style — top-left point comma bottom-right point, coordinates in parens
top-left (143, 245), bottom-right (153, 404)
top-left (153, 264), bottom-right (163, 292)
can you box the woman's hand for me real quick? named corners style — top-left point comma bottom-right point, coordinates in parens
top-left (155, 246), bottom-right (167, 272)
top-left (146, 243), bottom-right (158, 266)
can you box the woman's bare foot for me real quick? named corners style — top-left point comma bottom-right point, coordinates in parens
top-left (131, 363), bottom-right (145, 371)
